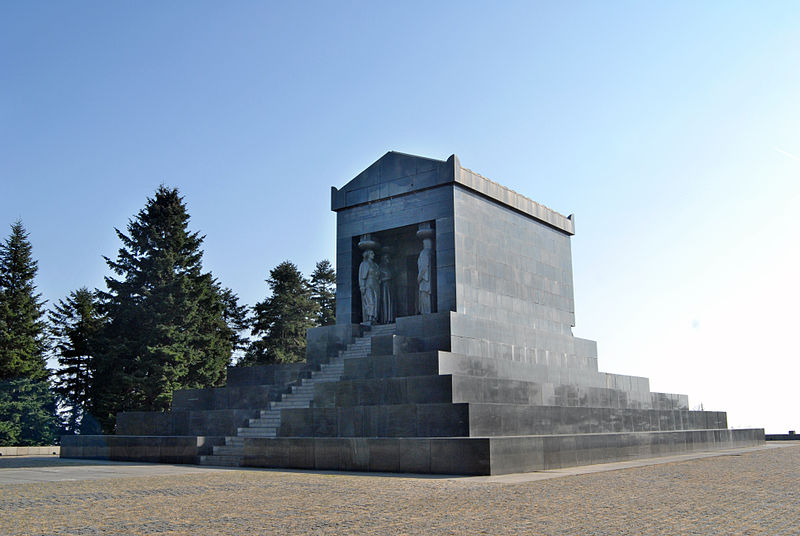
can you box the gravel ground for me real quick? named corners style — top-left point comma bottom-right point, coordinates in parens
top-left (2, 444), bottom-right (798, 535)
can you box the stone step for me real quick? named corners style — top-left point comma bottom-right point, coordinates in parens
top-left (314, 373), bottom-right (341, 379)
top-left (239, 428), bottom-right (278, 438)
top-left (213, 445), bottom-right (244, 456)
top-left (319, 370), bottom-right (345, 375)
top-left (287, 394), bottom-right (314, 400)
top-left (199, 455), bottom-right (243, 467)
top-left (282, 395), bottom-right (313, 402)
top-left (249, 418), bottom-right (281, 427)
top-left (285, 389), bottom-right (315, 396)
top-left (270, 402), bottom-right (308, 409)
top-left (237, 428), bottom-right (277, 437)
top-left (220, 336), bottom-right (371, 451)
top-left (248, 422), bottom-right (279, 429)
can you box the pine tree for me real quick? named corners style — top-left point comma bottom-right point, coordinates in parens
top-left (49, 287), bottom-right (103, 434)
top-left (309, 259), bottom-right (336, 326)
top-left (242, 261), bottom-right (318, 365)
top-left (0, 221), bottom-right (58, 446)
top-left (0, 378), bottom-right (58, 446)
top-left (0, 221), bottom-right (49, 381)
top-left (92, 186), bottom-right (242, 432)
top-left (219, 286), bottom-right (251, 361)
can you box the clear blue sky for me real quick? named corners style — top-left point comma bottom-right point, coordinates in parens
top-left (2, 2), bottom-right (798, 433)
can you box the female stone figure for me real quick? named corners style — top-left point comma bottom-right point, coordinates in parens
top-left (417, 238), bottom-right (433, 314)
top-left (358, 249), bottom-right (380, 325)
top-left (379, 252), bottom-right (395, 324)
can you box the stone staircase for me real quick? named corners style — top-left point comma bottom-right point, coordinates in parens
top-left (199, 323), bottom-right (396, 466)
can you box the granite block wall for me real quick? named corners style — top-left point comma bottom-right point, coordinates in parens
top-left (225, 363), bottom-right (308, 387)
top-left (453, 186), bottom-right (576, 355)
top-left (116, 409), bottom-right (259, 436)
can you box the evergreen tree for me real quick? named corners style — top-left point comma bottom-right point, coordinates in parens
top-left (309, 259), bottom-right (336, 326)
top-left (0, 378), bottom-right (58, 446)
top-left (0, 221), bottom-right (49, 381)
top-left (92, 186), bottom-right (241, 432)
top-left (0, 221), bottom-right (58, 446)
top-left (49, 287), bottom-right (103, 434)
top-left (243, 261), bottom-right (318, 365)
top-left (219, 286), bottom-right (251, 360)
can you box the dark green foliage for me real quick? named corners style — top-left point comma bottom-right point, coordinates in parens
top-left (242, 261), bottom-right (318, 365)
top-left (0, 221), bottom-right (49, 381)
top-left (92, 186), bottom-right (241, 432)
top-left (219, 286), bottom-right (251, 360)
top-left (0, 377), bottom-right (59, 446)
top-left (49, 287), bottom-right (103, 434)
top-left (0, 221), bottom-right (58, 445)
top-left (310, 259), bottom-right (336, 326)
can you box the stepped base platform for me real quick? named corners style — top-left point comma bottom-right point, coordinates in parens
top-left (240, 429), bottom-right (764, 475)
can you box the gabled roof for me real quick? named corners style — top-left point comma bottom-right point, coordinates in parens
top-left (331, 151), bottom-right (454, 211)
top-left (332, 151), bottom-right (574, 235)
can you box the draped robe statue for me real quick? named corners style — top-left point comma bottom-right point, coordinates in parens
top-left (358, 249), bottom-right (380, 325)
top-left (417, 238), bottom-right (433, 314)
top-left (379, 253), bottom-right (395, 324)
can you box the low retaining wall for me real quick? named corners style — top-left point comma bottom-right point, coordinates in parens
top-left (60, 435), bottom-right (225, 464)
top-left (0, 446), bottom-right (60, 456)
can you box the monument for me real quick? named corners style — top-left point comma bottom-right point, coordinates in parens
top-left (61, 151), bottom-right (764, 474)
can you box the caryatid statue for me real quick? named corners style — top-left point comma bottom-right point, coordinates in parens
top-left (417, 224), bottom-right (434, 314)
top-left (379, 250), bottom-right (395, 324)
top-left (358, 248), bottom-right (381, 326)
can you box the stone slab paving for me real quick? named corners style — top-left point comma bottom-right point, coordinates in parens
top-left (1, 443), bottom-right (798, 535)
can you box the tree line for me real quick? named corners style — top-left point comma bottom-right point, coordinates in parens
top-left (0, 185), bottom-right (335, 444)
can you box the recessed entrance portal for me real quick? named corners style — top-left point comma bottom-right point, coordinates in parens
top-left (350, 221), bottom-right (436, 324)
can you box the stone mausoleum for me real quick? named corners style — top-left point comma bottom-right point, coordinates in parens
top-left (62, 152), bottom-right (764, 474)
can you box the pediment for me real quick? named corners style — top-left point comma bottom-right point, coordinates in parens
top-left (331, 152), bottom-right (456, 211)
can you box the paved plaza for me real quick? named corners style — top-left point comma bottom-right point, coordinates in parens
top-left (1, 442), bottom-right (797, 535)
